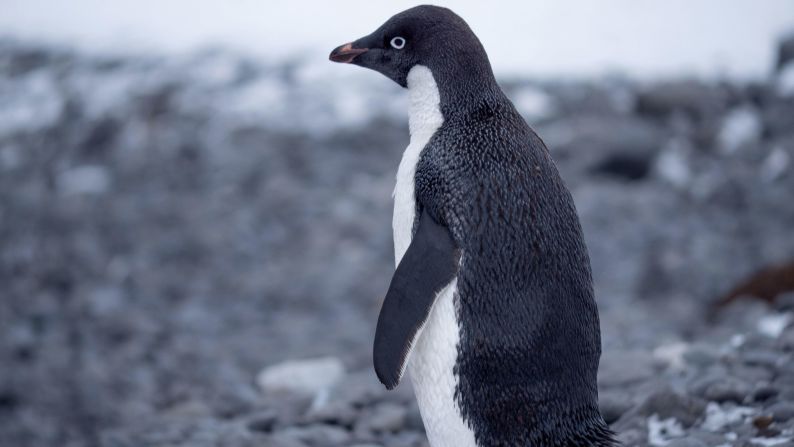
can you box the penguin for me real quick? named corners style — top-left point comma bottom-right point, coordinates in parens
top-left (330, 6), bottom-right (616, 447)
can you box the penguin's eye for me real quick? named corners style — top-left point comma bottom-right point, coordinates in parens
top-left (390, 36), bottom-right (406, 50)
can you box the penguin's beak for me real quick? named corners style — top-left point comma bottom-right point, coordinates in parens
top-left (329, 42), bottom-right (369, 64)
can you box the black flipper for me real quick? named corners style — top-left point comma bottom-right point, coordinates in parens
top-left (374, 209), bottom-right (459, 389)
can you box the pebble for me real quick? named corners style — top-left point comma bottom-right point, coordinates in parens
top-left (598, 350), bottom-right (657, 388)
top-left (775, 293), bottom-right (794, 312)
top-left (245, 410), bottom-right (278, 433)
top-left (357, 402), bottom-right (407, 433)
top-left (666, 438), bottom-right (708, 447)
top-left (717, 106), bottom-right (762, 153)
top-left (742, 351), bottom-right (781, 370)
top-left (267, 432), bottom-right (309, 447)
top-left (57, 165), bottom-right (111, 195)
top-left (767, 402), bottom-right (794, 422)
top-left (731, 364), bottom-right (774, 383)
top-left (752, 384), bottom-right (780, 402)
top-left (599, 390), bottom-right (635, 424)
top-left (404, 405), bottom-right (425, 432)
top-left (683, 344), bottom-right (721, 368)
top-left (616, 428), bottom-right (645, 446)
top-left (691, 376), bottom-right (751, 403)
top-left (687, 430), bottom-right (730, 445)
top-left (305, 401), bottom-right (358, 427)
top-left (257, 357), bottom-right (345, 397)
top-left (275, 424), bottom-right (352, 446)
top-left (636, 387), bottom-right (707, 428)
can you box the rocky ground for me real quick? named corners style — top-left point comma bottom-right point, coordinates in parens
top-left (1, 36), bottom-right (794, 447)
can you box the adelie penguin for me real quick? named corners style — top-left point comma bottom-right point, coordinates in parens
top-left (331, 5), bottom-right (616, 447)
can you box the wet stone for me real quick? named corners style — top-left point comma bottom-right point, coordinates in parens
top-left (767, 401), bottom-right (794, 422)
top-left (246, 410), bottom-right (278, 433)
top-left (357, 402), bottom-right (408, 433)
top-left (598, 350), bottom-right (657, 388)
top-left (600, 391), bottom-right (635, 425)
top-left (666, 438), bottom-right (708, 447)
top-left (635, 387), bottom-right (707, 428)
top-left (691, 376), bottom-right (751, 403)
top-left (741, 350), bottom-right (781, 370)
top-left (306, 401), bottom-right (358, 427)
top-left (752, 384), bottom-right (780, 402)
top-left (275, 424), bottom-right (352, 446)
top-left (616, 428), bottom-right (645, 446)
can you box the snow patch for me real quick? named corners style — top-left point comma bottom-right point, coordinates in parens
top-left (653, 341), bottom-right (689, 370)
top-left (718, 106), bottom-right (761, 154)
top-left (729, 334), bottom-right (746, 348)
top-left (647, 414), bottom-right (685, 446)
top-left (656, 139), bottom-right (692, 188)
top-left (512, 86), bottom-right (554, 121)
top-left (0, 70), bottom-right (64, 137)
top-left (757, 312), bottom-right (792, 338)
top-left (702, 402), bottom-right (755, 432)
top-left (761, 146), bottom-right (790, 182)
top-left (750, 436), bottom-right (793, 446)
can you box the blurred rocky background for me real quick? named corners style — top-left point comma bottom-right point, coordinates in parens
top-left (2, 18), bottom-right (794, 447)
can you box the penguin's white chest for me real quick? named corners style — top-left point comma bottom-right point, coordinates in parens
top-left (392, 65), bottom-right (477, 447)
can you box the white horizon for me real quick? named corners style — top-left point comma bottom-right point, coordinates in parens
top-left (1, 0), bottom-right (793, 79)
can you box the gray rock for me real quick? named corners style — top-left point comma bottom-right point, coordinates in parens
top-left (276, 424), bottom-right (352, 446)
top-left (683, 344), bottom-right (721, 369)
top-left (775, 292), bottom-right (794, 311)
top-left (616, 428), bottom-right (646, 446)
top-left (752, 383), bottom-right (780, 402)
top-left (325, 370), bottom-right (386, 408)
top-left (635, 387), bottom-right (707, 428)
top-left (666, 438), bottom-right (707, 447)
top-left (246, 409), bottom-right (278, 433)
top-left (741, 350), bottom-right (780, 370)
top-left (717, 106), bottom-right (762, 153)
top-left (267, 432), bottom-right (310, 447)
top-left (57, 164), bottom-right (111, 195)
top-left (404, 405), bottom-right (425, 432)
top-left (257, 357), bottom-right (345, 397)
top-left (306, 401), bottom-right (358, 427)
top-left (730, 364), bottom-right (774, 383)
top-left (380, 431), bottom-right (427, 447)
top-left (778, 325), bottom-right (794, 351)
top-left (635, 80), bottom-right (729, 119)
top-left (598, 350), bottom-right (657, 388)
top-left (691, 376), bottom-right (751, 403)
top-left (600, 390), bottom-right (635, 424)
top-left (357, 402), bottom-right (407, 433)
top-left (687, 430), bottom-right (731, 446)
top-left (767, 401), bottom-right (794, 422)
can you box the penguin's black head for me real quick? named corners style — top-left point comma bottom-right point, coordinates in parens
top-left (329, 5), bottom-right (491, 88)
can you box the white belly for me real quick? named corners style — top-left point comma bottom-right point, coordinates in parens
top-left (408, 279), bottom-right (477, 447)
top-left (391, 65), bottom-right (477, 447)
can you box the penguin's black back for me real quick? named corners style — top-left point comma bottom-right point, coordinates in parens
top-left (415, 93), bottom-right (615, 446)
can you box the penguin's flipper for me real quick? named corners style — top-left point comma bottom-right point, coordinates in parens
top-left (374, 209), bottom-right (458, 390)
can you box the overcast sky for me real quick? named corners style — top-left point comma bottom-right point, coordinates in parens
top-left (1, 0), bottom-right (793, 79)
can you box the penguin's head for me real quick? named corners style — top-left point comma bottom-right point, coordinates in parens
top-left (329, 5), bottom-right (491, 88)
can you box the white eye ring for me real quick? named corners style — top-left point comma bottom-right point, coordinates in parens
top-left (390, 36), bottom-right (406, 49)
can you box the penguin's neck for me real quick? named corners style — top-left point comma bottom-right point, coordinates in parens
top-left (422, 57), bottom-right (505, 121)
top-left (407, 65), bottom-right (444, 141)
